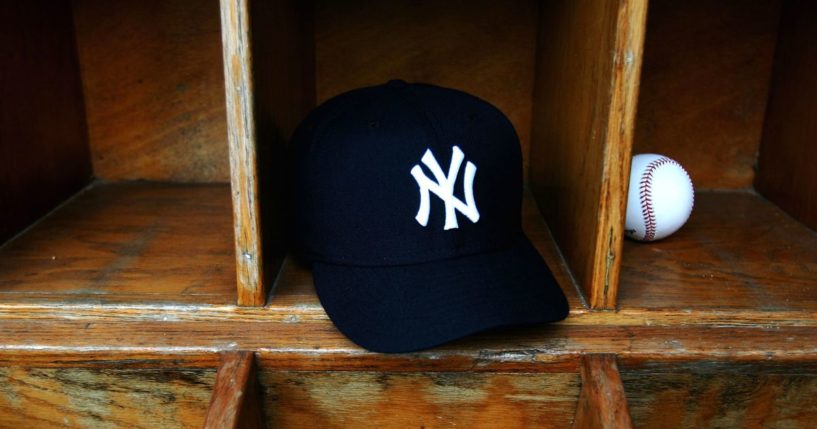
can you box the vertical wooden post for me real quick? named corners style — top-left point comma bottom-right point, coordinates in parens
top-left (220, 0), bottom-right (266, 306)
top-left (530, 0), bottom-right (647, 309)
top-left (573, 354), bottom-right (633, 429)
top-left (204, 352), bottom-right (266, 429)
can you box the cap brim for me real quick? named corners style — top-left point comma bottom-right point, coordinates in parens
top-left (312, 238), bottom-right (569, 353)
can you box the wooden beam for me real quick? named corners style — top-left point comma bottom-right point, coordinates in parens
top-left (574, 354), bottom-right (633, 429)
top-left (219, 0), bottom-right (266, 306)
top-left (204, 352), bottom-right (266, 429)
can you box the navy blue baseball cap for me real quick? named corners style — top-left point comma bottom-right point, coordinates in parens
top-left (288, 80), bottom-right (569, 353)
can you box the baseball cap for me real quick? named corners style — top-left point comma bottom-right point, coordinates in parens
top-left (288, 80), bottom-right (569, 353)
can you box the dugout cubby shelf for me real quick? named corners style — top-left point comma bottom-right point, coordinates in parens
top-left (2, 0), bottom-right (817, 427)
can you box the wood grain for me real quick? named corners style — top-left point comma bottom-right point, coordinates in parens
top-left (0, 0), bottom-right (92, 243)
top-left (0, 183), bottom-right (236, 304)
top-left (204, 352), bottom-right (264, 429)
top-left (619, 191), bottom-right (817, 312)
top-left (530, 0), bottom-right (647, 309)
top-left (316, 0), bottom-right (539, 174)
top-left (260, 370), bottom-right (580, 428)
top-left (622, 363), bottom-right (817, 428)
top-left (574, 354), bottom-right (633, 429)
top-left (250, 0), bottom-right (315, 307)
top-left (0, 367), bottom-right (215, 428)
top-left (74, 0), bottom-right (228, 182)
top-left (755, 0), bottom-right (817, 231)
top-left (220, 0), bottom-right (266, 306)
top-left (634, 0), bottom-right (782, 190)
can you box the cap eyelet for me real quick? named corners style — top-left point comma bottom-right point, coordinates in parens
top-left (368, 121), bottom-right (380, 129)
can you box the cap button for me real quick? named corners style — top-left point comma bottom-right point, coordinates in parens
top-left (386, 79), bottom-right (407, 88)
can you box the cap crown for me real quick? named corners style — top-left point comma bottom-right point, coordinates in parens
top-left (290, 81), bottom-right (523, 265)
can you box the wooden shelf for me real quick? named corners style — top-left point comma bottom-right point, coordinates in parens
top-left (619, 190), bottom-right (817, 313)
top-left (0, 183), bottom-right (236, 305)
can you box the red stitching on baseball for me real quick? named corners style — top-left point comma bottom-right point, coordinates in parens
top-left (639, 157), bottom-right (677, 241)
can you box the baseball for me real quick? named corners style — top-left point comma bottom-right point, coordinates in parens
top-left (625, 153), bottom-right (694, 242)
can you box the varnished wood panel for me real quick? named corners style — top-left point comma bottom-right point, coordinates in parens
top-left (756, 0), bottom-right (817, 231)
top-left (619, 191), bottom-right (817, 312)
top-left (260, 371), bottom-right (580, 428)
top-left (251, 0), bottom-right (315, 306)
top-left (74, 0), bottom-right (228, 182)
top-left (531, 0), bottom-right (647, 309)
top-left (622, 365), bottom-right (817, 428)
top-left (0, 183), bottom-right (235, 304)
top-left (574, 355), bottom-right (633, 429)
top-left (634, 0), bottom-right (782, 190)
top-left (316, 0), bottom-right (539, 173)
top-left (0, 367), bottom-right (215, 428)
top-left (204, 352), bottom-right (264, 429)
top-left (0, 0), bottom-right (92, 243)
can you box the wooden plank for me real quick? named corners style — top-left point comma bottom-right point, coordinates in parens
top-left (259, 370), bottom-right (579, 428)
top-left (622, 363), bottom-right (817, 429)
top-left (74, 0), bottom-right (229, 182)
top-left (634, 0), bottom-right (782, 189)
top-left (530, 0), bottom-right (647, 309)
top-left (619, 191), bottom-right (817, 312)
top-left (0, 367), bottom-right (215, 428)
top-left (0, 183), bottom-right (236, 305)
top-left (204, 352), bottom-right (265, 429)
top-left (316, 0), bottom-right (539, 174)
top-left (755, 0), bottom-right (817, 231)
top-left (574, 354), bottom-right (633, 429)
top-left (219, 0), bottom-right (266, 306)
top-left (0, 0), bottom-right (92, 243)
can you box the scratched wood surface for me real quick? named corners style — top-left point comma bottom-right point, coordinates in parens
top-left (622, 363), bottom-right (817, 428)
top-left (755, 0), bottom-right (817, 231)
top-left (259, 370), bottom-right (580, 428)
top-left (618, 191), bottom-right (817, 312)
top-left (204, 352), bottom-right (264, 429)
top-left (530, 0), bottom-right (647, 309)
top-left (633, 0), bottom-right (782, 190)
top-left (0, 367), bottom-right (215, 428)
top-left (0, 183), bottom-right (235, 304)
top-left (316, 0), bottom-right (539, 174)
top-left (0, 0), bottom-right (92, 244)
top-left (74, 0), bottom-right (228, 182)
top-left (573, 355), bottom-right (633, 429)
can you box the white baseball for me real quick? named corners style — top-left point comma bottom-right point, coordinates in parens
top-left (625, 154), bottom-right (694, 242)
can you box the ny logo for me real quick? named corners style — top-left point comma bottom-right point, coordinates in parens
top-left (410, 145), bottom-right (480, 230)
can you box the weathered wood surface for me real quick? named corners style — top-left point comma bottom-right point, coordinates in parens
top-left (622, 363), bottom-right (817, 428)
top-left (0, 183), bottom-right (235, 304)
top-left (573, 354), bottom-right (633, 429)
top-left (74, 0), bottom-right (229, 182)
top-left (0, 367), bottom-right (215, 428)
top-left (316, 0), bottom-right (539, 174)
top-left (756, 0), bottom-right (817, 231)
top-left (220, 0), bottom-right (267, 306)
top-left (619, 191), bottom-right (817, 312)
top-left (260, 370), bottom-right (580, 428)
top-left (530, 0), bottom-right (647, 309)
top-left (0, 0), bottom-right (92, 243)
top-left (204, 352), bottom-right (265, 429)
top-left (634, 0), bottom-right (782, 190)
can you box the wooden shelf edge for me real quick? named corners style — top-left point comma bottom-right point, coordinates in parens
top-left (204, 351), bottom-right (266, 429)
top-left (573, 354), bottom-right (634, 429)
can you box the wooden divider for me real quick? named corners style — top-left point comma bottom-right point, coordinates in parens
top-left (573, 354), bottom-right (633, 429)
top-left (220, 0), bottom-right (314, 306)
top-left (204, 352), bottom-right (265, 429)
top-left (530, 0), bottom-right (647, 309)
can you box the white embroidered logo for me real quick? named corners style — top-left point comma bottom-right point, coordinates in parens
top-left (410, 145), bottom-right (479, 230)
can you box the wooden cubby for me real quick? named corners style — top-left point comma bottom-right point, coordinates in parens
top-left (1, 0), bottom-right (237, 305)
top-left (2, 0), bottom-right (817, 426)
